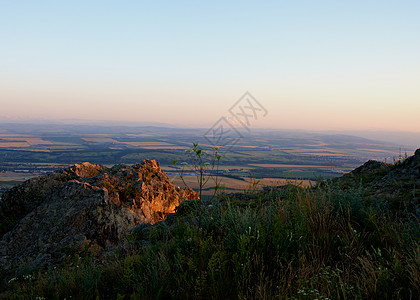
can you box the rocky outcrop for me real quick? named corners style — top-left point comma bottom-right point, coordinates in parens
top-left (0, 160), bottom-right (198, 272)
top-left (334, 148), bottom-right (420, 205)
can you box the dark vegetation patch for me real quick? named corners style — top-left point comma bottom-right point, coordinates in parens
top-left (2, 182), bottom-right (419, 299)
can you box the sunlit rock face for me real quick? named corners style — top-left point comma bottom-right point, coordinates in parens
top-left (0, 160), bottom-right (198, 271)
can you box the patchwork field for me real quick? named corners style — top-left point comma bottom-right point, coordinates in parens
top-left (248, 163), bottom-right (333, 168)
top-left (170, 175), bottom-right (314, 197)
top-left (0, 123), bottom-right (414, 197)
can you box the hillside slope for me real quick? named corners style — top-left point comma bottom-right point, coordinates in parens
top-left (333, 148), bottom-right (420, 210)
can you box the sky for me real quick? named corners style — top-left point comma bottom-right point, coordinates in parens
top-left (1, 1), bottom-right (419, 132)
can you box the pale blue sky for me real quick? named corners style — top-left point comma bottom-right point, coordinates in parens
top-left (1, 1), bottom-right (419, 132)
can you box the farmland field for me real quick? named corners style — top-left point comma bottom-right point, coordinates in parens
top-left (0, 123), bottom-right (414, 197)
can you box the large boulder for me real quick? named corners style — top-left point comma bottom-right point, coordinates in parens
top-left (0, 160), bottom-right (198, 272)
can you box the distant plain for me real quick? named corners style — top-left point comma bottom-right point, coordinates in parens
top-left (0, 123), bottom-right (414, 196)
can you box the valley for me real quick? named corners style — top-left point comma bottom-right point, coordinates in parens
top-left (0, 123), bottom-right (413, 197)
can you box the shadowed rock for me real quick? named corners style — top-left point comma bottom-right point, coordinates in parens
top-left (0, 160), bottom-right (198, 272)
top-left (334, 148), bottom-right (420, 204)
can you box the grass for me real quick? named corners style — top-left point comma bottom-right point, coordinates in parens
top-left (1, 182), bottom-right (419, 299)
